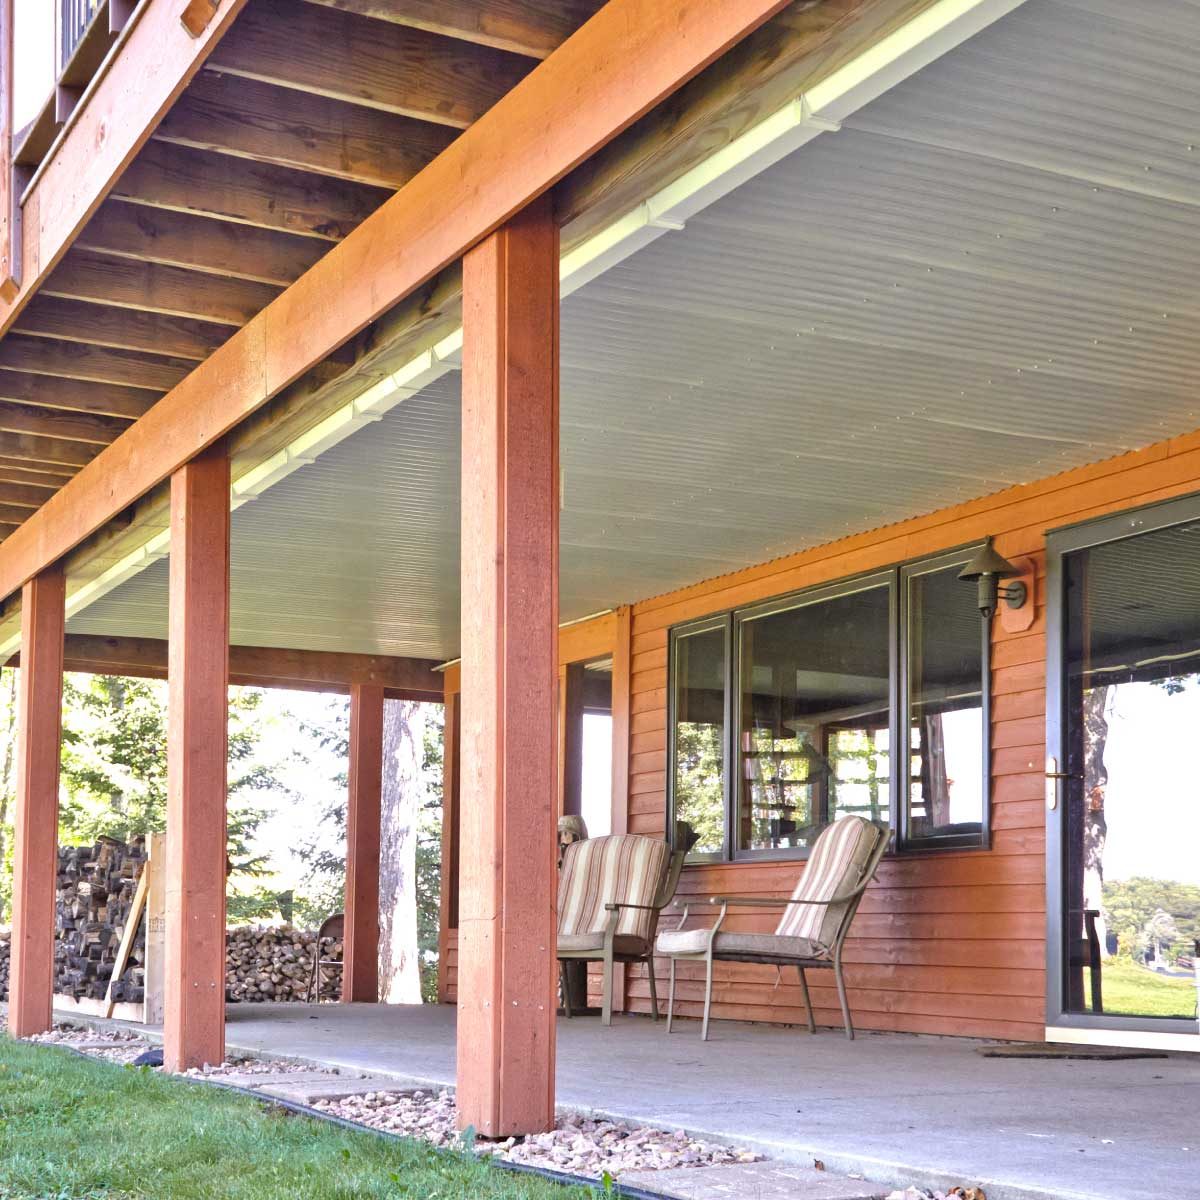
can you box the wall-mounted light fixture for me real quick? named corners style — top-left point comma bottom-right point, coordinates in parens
top-left (958, 537), bottom-right (1028, 620)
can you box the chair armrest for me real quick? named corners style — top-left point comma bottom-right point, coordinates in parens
top-left (603, 901), bottom-right (662, 912)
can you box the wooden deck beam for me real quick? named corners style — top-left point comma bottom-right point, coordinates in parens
top-left (0, 0), bottom-right (252, 337)
top-left (343, 682), bottom-right (384, 1003)
top-left (5, 632), bottom-right (443, 698)
top-left (43, 250), bottom-right (282, 329)
top-left (0, 369), bottom-right (156, 420)
top-left (6, 565), bottom-right (65, 1037)
top-left (207, 0), bottom-right (532, 129)
top-left (164, 443), bottom-right (231, 1073)
top-left (78, 202), bottom-right (325, 288)
top-left (0, 0), bottom-right (792, 605)
top-left (0, 401), bottom-right (130, 446)
top-left (14, 296), bottom-right (229, 364)
top-left (114, 142), bottom-right (391, 243)
top-left (156, 72), bottom-right (456, 190)
top-left (457, 196), bottom-right (559, 1138)
top-left (0, 334), bottom-right (187, 392)
top-left (301, 0), bottom-right (604, 59)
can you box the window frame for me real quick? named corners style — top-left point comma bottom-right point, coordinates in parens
top-left (730, 569), bottom-right (898, 863)
top-left (666, 612), bottom-right (733, 865)
top-left (897, 549), bottom-right (993, 853)
top-left (666, 547), bottom-right (992, 864)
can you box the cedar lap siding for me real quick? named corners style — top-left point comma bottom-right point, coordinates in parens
top-left (440, 426), bottom-right (1200, 1041)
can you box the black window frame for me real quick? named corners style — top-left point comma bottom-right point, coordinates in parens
top-left (897, 550), bottom-right (993, 853)
top-left (667, 547), bottom-right (992, 864)
top-left (666, 611), bottom-right (733, 865)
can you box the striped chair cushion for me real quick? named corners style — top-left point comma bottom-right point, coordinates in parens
top-left (558, 834), bottom-right (670, 944)
top-left (775, 815), bottom-right (884, 950)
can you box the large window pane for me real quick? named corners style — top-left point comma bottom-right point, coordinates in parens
top-left (905, 562), bottom-right (986, 844)
top-left (737, 584), bottom-right (891, 854)
top-left (671, 622), bottom-right (727, 859)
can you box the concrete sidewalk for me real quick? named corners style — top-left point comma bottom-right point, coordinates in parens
top-left (65, 1002), bottom-right (1200, 1200)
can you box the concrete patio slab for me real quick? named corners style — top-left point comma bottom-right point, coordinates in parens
top-left (621, 1162), bottom-right (887, 1199)
top-left (63, 1002), bottom-right (1200, 1200)
top-left (254, 1075), bottom-right (421, 1104)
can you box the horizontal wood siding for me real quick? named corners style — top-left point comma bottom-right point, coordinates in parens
top-left (622, 427), bottom-right (1200, 1041)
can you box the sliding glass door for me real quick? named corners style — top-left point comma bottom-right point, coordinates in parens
top-left (1047, 496), bottom-right (1200, 1035)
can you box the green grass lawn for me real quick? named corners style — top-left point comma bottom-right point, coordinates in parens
top-left (0, 1038), bottom-right (591, 1200)
top-left (1095, 957), bottom-right (1199, 1019)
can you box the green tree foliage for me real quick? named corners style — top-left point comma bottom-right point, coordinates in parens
top-left (1103, 876), bottom-right (1200, 964)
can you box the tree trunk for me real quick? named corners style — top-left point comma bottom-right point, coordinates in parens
top-left (378, 699), bottom-right (424, 1004)
top-left (1082, 683), bottom-right (1111, 957)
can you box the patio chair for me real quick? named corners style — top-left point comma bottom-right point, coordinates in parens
top-left (656, 815), bottom-right (888, 1041)
top-left (306, 912), bottom-right (345, 1003)
top-left (558, 834), bottom-right (685, 1026)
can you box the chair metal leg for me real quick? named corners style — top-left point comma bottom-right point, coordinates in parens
top-left (647, 956), bottom-right (659, 1021)
top-left (666, 958), bottom-right (677, 1034)
top-left (701, 953), bottom-right (714, 1041)
top-left (796, 965), bottom-right (816, 1034)
top-left (560, 962), bottom-right (573, 1019)
top-left (602, 950), bottom-right (614, 1026)
top-left (834, 951), bottom-right (854, 1040)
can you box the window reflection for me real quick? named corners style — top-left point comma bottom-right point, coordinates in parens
top-left (672, 623), bottom-right (727, 859)
top-left (906, 563), bottom-right (986, 842)
top-left (737, 585), bottom-right (891, 853)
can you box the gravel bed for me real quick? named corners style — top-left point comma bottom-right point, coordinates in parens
top-left (28, 1025), bottom-right (151, 1065)
top-left (311, 1089), bottom-right (759, 1178)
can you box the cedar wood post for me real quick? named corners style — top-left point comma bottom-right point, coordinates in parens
top-left (164, 444), bottom-right (230, 1072)
top-left (457, 194), bottom-right (559, 1136)
top-left (7, 566), bottom-right (66, 1037)
top-left (343, 681), bottom-right (384, 1002)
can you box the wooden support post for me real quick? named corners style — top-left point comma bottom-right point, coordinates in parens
top-left (163, 444), bottom-right (230, 1073)
top-left (343, 681), bottom-right (384, 1003)
top-left (457, 195), bottom-right (558, 1137)
top-left (608, 605), bottom-right (632, 1013)
top-left (7, 566), bottom-right (65, 1038)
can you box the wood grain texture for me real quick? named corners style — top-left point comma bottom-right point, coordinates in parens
top-left (157, 71), bottom-right (457, 189)
top-left (457, 197), bottom-right (558, 1138)
top-left (0, 368), bottom-right (157, 420)
top-left (208, 0), bottom-right (532, 127)
top-left (0, 400), bottom-right (130, 445)
top-left (14, 295), bottom-right (230, 363)
top-left (163, 443), bottom-right (231, 1073)
top-left (6, 565), bottom-right (65, 1037)
top-left (115, 141), bottom-right (391, 241)
top-left (0, 0), bottom-right (253, 336)
top-left (43, 249), bottom-right (282, 327)
top-left (301, 0), bottom-right (605, 58)
top-left (0, 334), bottom-right (189, 391)
top-left (344, 682), bottom-right (384, 1001)
top-left (78, 201), bottom-right (326, 287)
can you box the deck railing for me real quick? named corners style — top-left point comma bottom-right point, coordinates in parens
top-left (59, 0), bottom-right (104, 70)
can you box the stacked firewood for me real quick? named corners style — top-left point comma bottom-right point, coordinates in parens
top-left (56, 837), bottom-right (149, 1003)
top-left (225, 926), bottom-right (343, 1002)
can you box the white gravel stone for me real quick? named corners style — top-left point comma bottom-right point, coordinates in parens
top-left (309, 1089), bottom-right (760, 1178)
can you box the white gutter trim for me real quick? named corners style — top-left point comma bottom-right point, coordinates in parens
top-left (13, 0), bottom-right (1027, 658)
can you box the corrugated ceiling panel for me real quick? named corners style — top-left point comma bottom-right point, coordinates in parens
top-left (69, 0), bottom-right (1200, 658)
